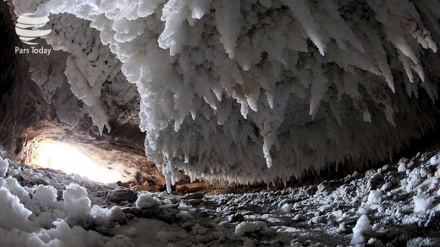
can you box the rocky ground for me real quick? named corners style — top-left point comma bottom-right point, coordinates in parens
top-left (1, 148), bottom-right (439, 246)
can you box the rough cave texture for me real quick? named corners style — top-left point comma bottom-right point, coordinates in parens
top-left (5, 0), bottom-right (440, 188)
top-left (0, 0), bottom-right (161, 186)
top-left (0, 1), bottom-right (55, 154)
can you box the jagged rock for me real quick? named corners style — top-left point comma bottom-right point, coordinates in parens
top-left (107, 189), bottom-right (137, 204)
top-left (367, 173), bottom-right (384, 190)
top-left (229, 213), bottom-right (244, 223)
top-left (182, 193), bottom-right (204, 200)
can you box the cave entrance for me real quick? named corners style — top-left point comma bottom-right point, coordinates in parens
top-left (31, 139), bottom-right (124, 184)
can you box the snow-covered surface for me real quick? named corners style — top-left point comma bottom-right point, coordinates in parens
top-left (1, 148), bottom-right (440, 246)
top-left (367, 190), bottom-right (382, 205)
top-left (235, 221), bottom-right (270, 237)
top-left (135, 193), bottom-right (160, 209)
top-left (350, 215), bottom-right (372, 245)
top-left (10, 0), bottom-right (440, 187)
top-left (414, 194), bottom-right (434, 213)
top-left (0, 155), bottom-right (133, 246)
top-left (0, 156), bottom-right (8, 177)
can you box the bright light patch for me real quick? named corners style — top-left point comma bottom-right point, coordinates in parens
top-left (33, 141), bottom-right (123, 183)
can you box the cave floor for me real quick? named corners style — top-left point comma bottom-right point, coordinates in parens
top-left (1, 148), bottom-right (440, 246)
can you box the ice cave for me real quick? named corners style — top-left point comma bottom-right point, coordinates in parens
top-left (1, 0), bottom-right (440, 246)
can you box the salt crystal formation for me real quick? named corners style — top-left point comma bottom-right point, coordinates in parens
top-left (14, 0), bottom-right (440, 186)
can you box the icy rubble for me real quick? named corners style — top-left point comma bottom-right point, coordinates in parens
top-left (0, 155), bottom-right (134, 246)
top-left (413, 194), bottom-right (434, 213)
top-left (350, 215), bottom-right (372, 245)
top-left (75, 148), bottom-right (440, 246)
top-left (234, 221), bottom-right (270, 237)
top-left (13, 0), bottom-right (440, 186)
top-left (135, 192), bottom-right (161, 209)
top-left (1, 146), bottom-right (440, 246)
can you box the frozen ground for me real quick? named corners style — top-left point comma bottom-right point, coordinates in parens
top-left (0, 148), bottom-right (439, 246)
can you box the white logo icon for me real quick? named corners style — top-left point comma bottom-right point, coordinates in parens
top-left (15, 13), bottom-right (51, 45)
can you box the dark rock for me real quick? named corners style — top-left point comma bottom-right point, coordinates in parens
top-left (182, 192), bottom-right (204, 200)
top-left (424, 211), bottom-right (440, 229)
top-left (229, 213), bottom-right (244, 223)
top-left (367, 173), bottom-right (384, 190)
top-left (121, 207), bottom-right (180, 224)
top-left (34, 178), bottom-right (49, 186)
top-left (125, 213), bottom-right (135, 220)
top-left (199, 211), bottom-right (209, 218)
top-left (92, 224), bottom-right (114, 237)
top-left (158, 184), bottom-right (176, 192)
top-left (184, 199), bottom-right (203, 206)
top-left (57, 190), bottom-right (63, 201)
top-left (116, 181), bottom-right (131, 188)
top-left (182, 222), bottom-right (196, 231)
top-left (237, 204), bottom-right (263, 214)
top-left (96, 191), bottom-right (108, 197)
top-left (305, 186), bottom-right (318, 196)
top-left (122, 207), bottom-right (143, 217)
top-left (107, 189), bottom-right (137, 203)
top-left (199, 221), bottom-right (215, 229)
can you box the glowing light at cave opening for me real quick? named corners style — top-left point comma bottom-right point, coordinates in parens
top-left (33, 141), bottom-right (123, 183)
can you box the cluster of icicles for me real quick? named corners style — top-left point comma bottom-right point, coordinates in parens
top-left (14, 0), bottom-right (440, 188)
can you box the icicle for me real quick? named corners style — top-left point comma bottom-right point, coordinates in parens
top-left (282, 0), bottom-right (326, 56)
top-left (189, 0), bottom-right (212, 20)
top-left (363, 111), bottom-right (372, 123)
top-left (308, 64), bottom-right (329, 118)
top-left (214, 0), bottom-right (242, 59)
top-left (262, 133), bottom-right (275, 169)
top-left (317, 0), bottom-right (364, 53)
top-left (398, 51), bottom-right (415, 83)
top-left (158, 0), bottom-right (188, 56)
top-left (363, 27), bottom-right (395, 92)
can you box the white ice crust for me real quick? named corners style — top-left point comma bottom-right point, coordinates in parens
top-left (12, 0), bottom-right (440, 187)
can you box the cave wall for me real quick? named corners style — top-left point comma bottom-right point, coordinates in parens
top-left (0, 1), bottom-right (55, 154)
top-left (0, 1), bottom-right (160, 186)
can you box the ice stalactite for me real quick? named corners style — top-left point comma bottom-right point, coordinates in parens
top-left (12, 0), bottom-right (440, 187)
